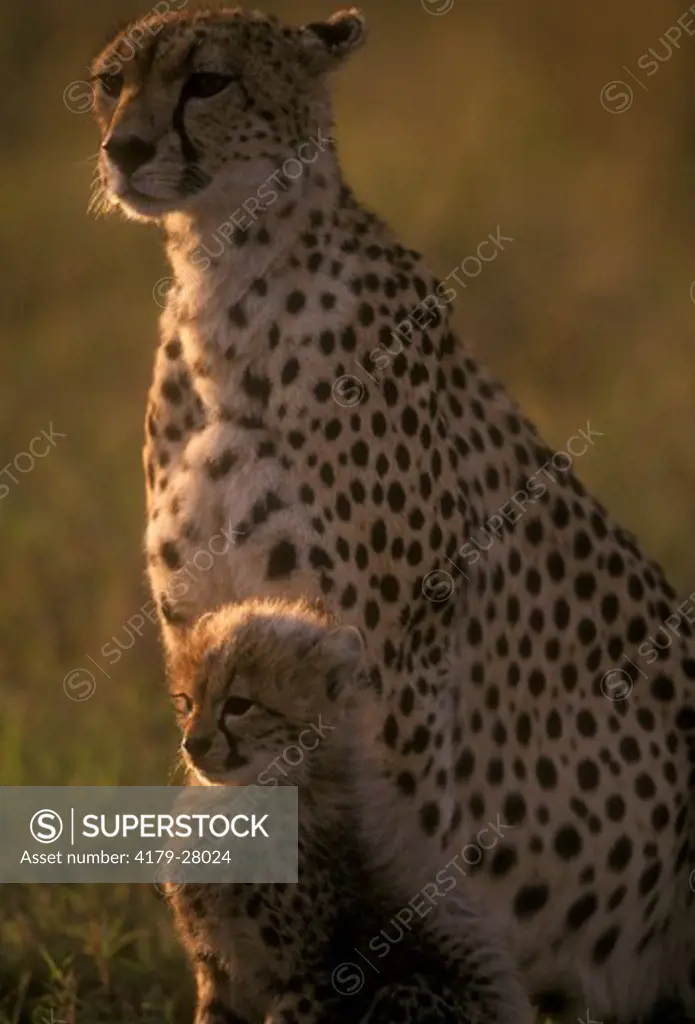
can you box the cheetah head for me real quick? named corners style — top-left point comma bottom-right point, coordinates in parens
top-left (170, 598), bottom-right (365, 786)
top-left (90, 6), bottom-right (366, 222)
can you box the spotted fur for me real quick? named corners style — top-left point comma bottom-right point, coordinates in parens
top-left (168, 599), bottom-right (531, 1024)
top-left (92, 7), bottom-right (695, 1021)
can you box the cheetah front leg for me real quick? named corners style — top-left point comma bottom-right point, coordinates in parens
top-left (192, 957), bottom-right (253, 1024)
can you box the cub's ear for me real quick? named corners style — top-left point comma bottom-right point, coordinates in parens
top-left (322, 624), bottom-right (365, 666)
top-left (313, 624), bottom-right (365, 703)
top-left (298, 9), bottom-right (367, 73)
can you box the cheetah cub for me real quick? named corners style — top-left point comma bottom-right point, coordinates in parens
top-left (168, 599), bottom-right (531, 1024)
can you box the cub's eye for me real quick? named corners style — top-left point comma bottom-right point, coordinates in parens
top-left (223, 696), bottom-right (255, 719)
top-left (97, 72), bottom-right (124, 99)
top-left (186, 72), bottom-right (233, 98)
top-left (172, 693), bottom-right (193, 718)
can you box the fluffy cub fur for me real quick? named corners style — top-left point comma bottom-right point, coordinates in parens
top-left (168, 599), bottom-right (531, 1024)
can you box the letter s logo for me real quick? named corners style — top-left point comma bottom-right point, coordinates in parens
top-left (30, 809), bottom-right (63, 844)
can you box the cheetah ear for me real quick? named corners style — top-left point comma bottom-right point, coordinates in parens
top-left (321, 625), bottom-right (365, 667)
top-left (298, 9), bottom-right (367, 73)
top-left (311, 625), bottom-right (365, 702)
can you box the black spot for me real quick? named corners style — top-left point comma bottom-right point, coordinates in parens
top-left (387, 482), bottom-right (406, 512)
top-left (267, 540), bottom-right (297, 579)
top-left (577, 759), bottom-right (599, 791)
top-left (606, 795), bottom-right (625, 821)
top-left (514, 884), bottom-right (548, 918)
top-left (281, 358), bottom-right (300, 385)
top-left (547, 552), bottom-right (565, 582)
top-left (320, 330), bottom-right (335, 354)
top-left (286, 291), bottom-right (306, 314)
top-left (229, 302), bottom-right (247, 327)
top-left (651, 675), bottom-right (675, 702)
top-left (380, 575), bottom-right (400, 602)
top-left (635, 773), bottom-right (656, 799)
top-left (242, 368), bottom-right (271, 405)
top-left (420, 802), bottom-right (440, 835)
top-left (617, 739), bottom-right (641, 769)
top-left (164, 338), bottom-right (182, 359)
top-left (529, 668), bottom-right (545, 695)
top-left (628, 616), bottom-right (647, 644)
top-left (546, 710), bottom-right (562, 739)
top-left (554, 826), bottom-right (582, 859)
top-left (536, 757), bottom-right (557, 789)
top-left (397, 771), bottom-right (416, 795)
top-left (566, 893), bottom-right (597, 931)
top-left (160, 541), bottom-right (181, 569)
top-left (161, 379), bottom-right (182, 404)
top-left (341, 326), bottom-right (357, 351)
top-left (651, 805), bottom-right (669, 831)
top-left (601, 594), bottom-right (619, 623)
top-left (358, 302), bottom-right (375, 326)
top-left (574, 531), bottom-right (593, 559)
top-left (561, 663), bottom-right (578, 691)
top-left (592, 926), bottom-right (620, 965)
top-left (504, 792), bottom-right (526, 825)
top-left (639, 861), bottom-right (661, 896)
top-left (607, 886), bottom-right (626, 910)
top-left (309, 546), bottom-right (333, 570)
top-left (383, 715), bottom-right (399, 748)
top-left (491, 846), bottom-right (517, 877)
top-left (455, 749), bottom-right (475, 780)
top-left (574, 572), bottom-right (596, 600)
top-left (261, 926), bottom-right (281, 948)
top-left (577, 710), bottom-right (597, 738)
top-left (516, 713), bottom-right (531, 746)
top-left (371, 520), bottom-right (387, 553)
top-left (554, 598), bottom-right (571, 629)
top-left (206, 449), bottom-right (237, 480)
top-left (525, 519), bottom-right (544, 545)
top-left (607, 552), bottom-right (624, 576)
top-left (676, 706), bottom-right (695, 729)
top-left (364, 601), bottom-right (380, 629)
top-left (608, 836), bottom-right (632, 872)
top-left (351, 441), bottom-right (369, 467)
top-left (400, 687), bottom-right (414, 716)
top-left (577, 617), bottom-right (596, 645)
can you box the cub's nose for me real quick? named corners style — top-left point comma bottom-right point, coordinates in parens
top-left (183, 735), bottom-right (212, 761)
top-left (103, 135), bottom-right (156, 176)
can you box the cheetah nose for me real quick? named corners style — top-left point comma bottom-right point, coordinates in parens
top-left (183, 735), bottom-right (212, 761)
top-left (103, 135), bottom-right (156, 177)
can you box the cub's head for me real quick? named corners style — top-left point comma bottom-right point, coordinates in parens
top-left (170, 599), bottom-right (365, 786)
top-left (90, 6), bottom-right (366, 221)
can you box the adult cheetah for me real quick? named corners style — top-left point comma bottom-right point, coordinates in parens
top-left (91, 6), bottom-right (695, 1021)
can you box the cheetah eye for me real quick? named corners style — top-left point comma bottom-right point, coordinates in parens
top-left (223, 696), bottom-right (255, 719)
top-left (97, 71), bottom-right (124, 99)
top-left (185, 73), bottom-right (234, 99)
top-left (172, 692), bottom-right (193, 718)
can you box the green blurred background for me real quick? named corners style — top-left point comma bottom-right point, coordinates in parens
top-left (2, 0), bottom-right (695, 1019)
